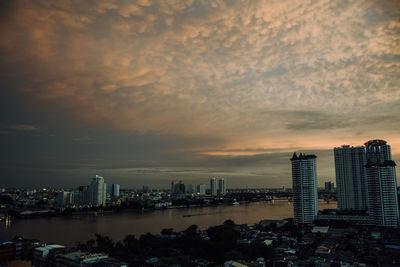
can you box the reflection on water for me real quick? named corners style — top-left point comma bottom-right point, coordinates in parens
top-left (0, 200), bottom-right (336, 246)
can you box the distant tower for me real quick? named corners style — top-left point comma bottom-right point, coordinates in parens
top-left (186, 184), bottom-right (193, 194)
top-left (334, 145), bottom-right (367, 210)
top-left (364, 140), bottom-right (399, 227)
top-left (324, 181), bottom-right (334, 193)
top-left (291, 153), bottom-right (318, 224)
top-left (171, 181), bottom-right (175, 194)
top-left (174, 181), bottom-right (185, 195)
top-left (218, 178), bottom-right (226, 195)
top-left (196, 184), bottom-right (206, 195)
top-left (210, 178), bottom-right (217, 196)
top-left (112, 184), bottom-right (120, 197)
top-left (89, 175), bottom-right (106, 206)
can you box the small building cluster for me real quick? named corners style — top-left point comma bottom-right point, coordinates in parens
top-left (57, 175), bottom-right (120, 207)
top-left (0, 237), bottom-right (127, 266)
top-left (170, 177), bottom-right (226, 197)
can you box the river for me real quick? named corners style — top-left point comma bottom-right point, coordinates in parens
top-left (0, 199), bottom-right (336, 246)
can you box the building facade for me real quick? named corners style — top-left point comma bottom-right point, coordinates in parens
top-left (89, 175), bottom-right (106, 206)
top-left (112, 184), bottom-right (120, 197)
top-left (364, 140), bottom-right (399, 227)
top-left (291, 153), bottom-right (318, 224)
top-left (210, 178), bottom-right (217, 196)
top-left (218, 178), bottom-right (226, 195)
top-left (365, 139), bottom-right (391, 163)
top-left (334, 145), bottom-right (367, 210)
top-left (196, 184), bottom-right (206, 195)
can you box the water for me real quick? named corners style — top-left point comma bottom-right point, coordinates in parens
top-left (0, 200), bottom-right (336, 247)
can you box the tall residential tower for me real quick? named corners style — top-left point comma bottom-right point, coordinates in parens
top-left (210, 178), bottom-right (217, 196)
top-left (334, 145), bottom-right (367, 210)
top-left (291, 153), bottom-right (318, 224)
top-left (364, 140), bottom-right (399, 227)
top-left (89, 175), bottom-right (106, 206)
top-left (218, 178), bottom-right (226, 195)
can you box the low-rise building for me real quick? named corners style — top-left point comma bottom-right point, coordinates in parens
top-left (56, 251), bottom-right (127, 267)
top-left (33, 244), bottom-right (65, 266)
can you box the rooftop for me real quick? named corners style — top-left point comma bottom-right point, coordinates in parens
top-left (290, 152), bottom-right (317, 161)
top-left (35, 244), bottom-right (65, 251)
top-left (364, 139), bottom-right (387, 146)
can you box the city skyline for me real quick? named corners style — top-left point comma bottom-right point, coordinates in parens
top-left (1, 1), bottom-right (400, 188)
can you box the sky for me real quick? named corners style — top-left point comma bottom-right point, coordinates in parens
top-left (1, 0), bottom-right (399, 189)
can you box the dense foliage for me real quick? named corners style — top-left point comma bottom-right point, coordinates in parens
top-left (74, 220), bottom-right (275, 266)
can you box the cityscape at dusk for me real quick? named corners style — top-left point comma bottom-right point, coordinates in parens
top-left (1, 1), bottom-right (400, 266)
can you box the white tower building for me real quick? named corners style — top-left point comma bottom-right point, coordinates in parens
top-left (89, 175), bottom-right (106, 206)
top-left (291, 153), bottom-right (318, 224)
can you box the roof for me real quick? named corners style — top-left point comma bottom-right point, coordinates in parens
top-left (224, 260), bottom-right (249, 267)
top-left (0, 239), bottom-right (13, 245)
top-left (35, 244), bottom-right (65, 251)
top-left (312, 226), bottom-right (329, 234)
top-left (290, 152), bottom-right (317, 161)
top-left (364, 139), bottom-right (387, 146)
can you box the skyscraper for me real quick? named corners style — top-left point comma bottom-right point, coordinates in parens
top-left (291, 153), bottom-right (318, 224)
top-left (210, 178), bottom-right (217, 196)
top-left (186, 184), bottom-right (193, 194)
top-left (89, 175), bottom-right (106, 206)
top-left (112, 184), bottom-right (120, 197)
top-left (218, 178), bottom-right (226, 195)
top-left (364, 140), bottom-right (399, 227)
top-left (334, 145), bottom-right (367, 210)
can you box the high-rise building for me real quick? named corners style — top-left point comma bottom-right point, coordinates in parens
top-left (324, 181), bottom-right (335, 193)
top-left (210, 178), bottom-right (217, 196)
top-left (56, 191), bottom-right (73, 206)
top-left (291, 153), bottom-right (318, 224)
top-left (196, 184), bottom-right (206, 195)
top-left (89, 175), bottom-right (106, 206)
top-left (106, 184), bottom-right (112, 196)
top-left (186, 184), bottom-right (193, 194)
top-left (171, 181), bottom-right (185, 195)
top-left (112, 184), bottom-right (120, 197)
top-left (142, 185), bottom-right (150, 193)
top-left (218, 178), bottom-right (226, 195)
top-left (334, 145), bottom-right (368, 210)
top-left (364, 140), bottom-right (399, 227)
top-left (76, 186), bottom-right (89, 205)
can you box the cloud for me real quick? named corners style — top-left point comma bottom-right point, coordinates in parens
top-left (1, 0), bottom-right (399, 140)
top-left (0, 0), bottom-right (399, 187)
top-left (4, 124), bottom-right (42, 133)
